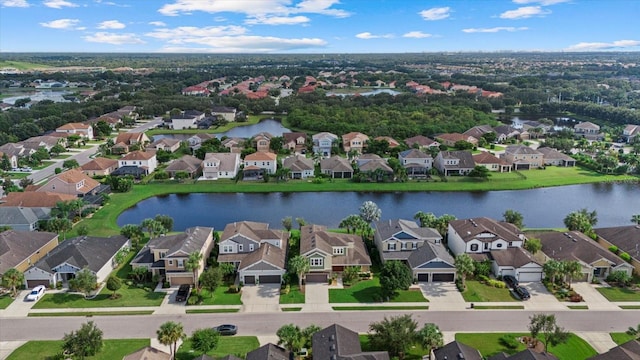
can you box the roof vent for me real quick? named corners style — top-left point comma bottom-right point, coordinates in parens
top-left (329, 334), bottom-right (335, 341)
top-left (458, 353), bottom-right (465, 359)
top-left (330, 344), bottom-right (335, 351)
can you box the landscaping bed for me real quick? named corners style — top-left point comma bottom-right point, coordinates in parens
top-left (543, 280), bottom-right (584, 302)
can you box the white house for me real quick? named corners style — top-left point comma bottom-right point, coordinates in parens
top-left (203, 152), bottom-right (240, 179)
top-left (118, 150), bottom-right (157, 174)
top-left (55, 123), bottom-right (93, 140)
top-left (244, 151), bottom-right (277, 174)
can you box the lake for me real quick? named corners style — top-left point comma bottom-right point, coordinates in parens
top-left (151, 119), bottom-right (290, 142)
top-left (117, 182), bottom-right (639, 231)
top-left (325, 88), bottom-right (402, 97)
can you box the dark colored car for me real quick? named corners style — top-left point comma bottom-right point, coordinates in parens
top-left (514, 286), bottom-right (530, 300)
top-left (503, 275), bottom-right (519, 289)
top-left (215, 324), bottom-right (238, 336)
top-left (175, 284), bottom-right (191, 302)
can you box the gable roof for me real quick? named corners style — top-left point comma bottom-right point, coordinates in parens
top-left (123, 346), bottom-right (171, 360)
top-left (1, 191), bottom-right (76, 208)
top-left (220, 221), bottom-right (285, 244)
top-left (0, 230), bottom-right (58, 273)
top-left (57, 122), bottom-right (90, 131)
top-left (0, 207), bottom-right (51, 226)
top-left (449, 217), bottom-right (523, 243)
top-left (115, 132), bottom-right (148, 145)
top-left (407, 242), bottom-right (455, 269)
top-left (438, 150), bottom-right (476, 168)
top-left (374, 219), bottom-right (441, 243)
top-left (463, 125), bottom-right (495, 139)
top-left (594, 225), bottom-right (640, 258)
top-left (494, 349), bottom-right (559, 360)
top-left (490, 247), bottom-right (540, 268)
top-left (359, 159), bottom-right (393, 173)
top-left (120, 150), bottom-right (156, 161)
top-left (574, 121), bottom-right (600, 130)
top-left (399, 149), bottom-right (431, 159)
top-left (204, 152), bottom-right (239, 172)
top-left (312, 324), bottom-right (390, 360)
top-left (150, 138), bottom-right (181, 148)
top-left (32, 235), bottom-right (128, 274)
top-left (320, 156), bottom-right (353, 172)
top-left (238, 243), bottom-right (286, 271)
top-left (539, 230), bottom-right (628, 266)
top-left (374, 136), bottom-right (400, 147)
top-left (405, 135), bottom-right (437, 147)
top-left (244, 151), bottom-right (277, 161)
top-left (588, 339), bottom-right (640, 360)
top-left (80, 157), bottom-right (118, 171)
top-left (473, 151), bottom-right (508, 165)
top-left (434, 341), bottom-right (482, 360)
top-left (146, 227), bottom-right (213, 257)
top-left (165, 155), bottom-right (202, 173)
top-left (246, 343), bottom-right (292, 360)
top-left (536, 147), bottom-right (575, 161)
top-left (504, 145), bottom-right (542, 155)
top-left (282, 155), bottom-right (314, 171)
top-left (300, 225), bottom-right (372, 266)
top-left (342, 132), bottom-right (369, 143)
top-left (283, 132), bottom-right (307, 143)
top-left (45, 169), bottom-right (101, 194)
top-left (312, 131), bottom-right (338, 141)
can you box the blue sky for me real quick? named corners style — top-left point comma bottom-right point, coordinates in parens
top-left (1, 0), bottom-right (639, 53)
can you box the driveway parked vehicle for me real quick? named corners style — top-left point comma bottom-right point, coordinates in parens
top-left (175, 284), bottom-right (190, 302)
top-left (503, 275), bottom-right (518, 289)
top-left (214, 324), bottom-right (238, 335)
top-left (26, 285), bottom-right (45, 301)
top-left (514, 286), bottom-right (530, 300)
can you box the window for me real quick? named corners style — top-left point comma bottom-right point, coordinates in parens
top-left (238, 244), bottom-right (243, 252)
top-left (159, 252), bottom-right (166, 258)
top-left (177, 260), bottom-right (183, 267)
top-left (483, 243), bottom-right (489, 250)
top-left (222, 245), bottom-right (233, 253)
top-left (333, 247), bottom-right (344, 255)
top-left (310, 258), bottom-right (323, 267)
top-left (508, 242), bottom-right (513, 247)
top-left (249, 244), bottom-right (254, 251)
top-left (168, 260), bottom-right (173, 265)
top-left (496, 243), bottom-right (503, 248)
top-left (412, 242), bottom-right (418, 249)
top-left (470, 244), bottom-right (479, 251)
top-left (388, 243), bottom-right (396, 251)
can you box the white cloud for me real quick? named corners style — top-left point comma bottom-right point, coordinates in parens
top-left (293, 0), bottom-right (350, 18)
top-left (402, 31), bottom-right (433, 39)
top-left (419, 7), bottom-right (450, 21)
top-left (158, 0), bottom-right (350, 19)
top-left (43, 0), bottom-right (78, 8)
top-left (355, 32), bottom-right (393, 39)
top-left (149, 21), bottom-right (166, 27)
top-left (94, 0), bottom-right (130, 7)
top-left (145, 25), bottom-right (247, 41)
top-left (214, 16), bottom-right (226, 22)
top-left (565, 39), bottom-right (640, 51)
top-left (157, 36), bottom-right (326, 53)
top-left (245, 15), bottom-right (310, 25)
top-left (40, 18), bottom-right (81, 29)
top-left (500, 6), bottom-right (550, 19)
top-left (97, 20), bottom-right (125, 29)
top-left (513, 0), bottom-right (569, 5)
top-left (463, 26), bottom-right (528, 33)
top-left (1, 0), bottom-right (29, 7)
top-left (83, 32), bottom-right (145, 44)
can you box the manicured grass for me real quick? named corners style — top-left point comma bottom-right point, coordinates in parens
top-left (461, 280), bottom-right (518, 302)
top-left (610, 332), bottom-right (636, 345)
top-left (455, 333), bottom-right (597, 360)
top-left (32, 284), bottom-right (165, 309)
top-left (620, 305), bottom-right (640, 309)
top-left (196, 286), bottom-right (243, 305)
top-left (33, 160), bottom-right (56, 170)
top-left (53, 154), bottom-right (72, 159)
top-left (329, 278), bottom-right (427, 303)
top-left (0, 60), bottom-right (50, 70)
top-left (472, 305), bottom-right (524, 309)
top-left (597, 287), bottom-right (640, 301)
top-left (0, 293), bottom-right (15, 309)
top-left (7, 339), bottom-right (150, 360)
top-left (186, 309), bottom-right (239, 314)
top-left (176, 336), bottom-right (260, 360)
top-left (360, 335), bottom-right (425, 360)
top-left (333, 305), bottom-right (429, 310)
top-left (567, 305), bottom-right (589, 310)
top-left (28, 310), bottom-right (154, 316)
top-left (279, 284), bottom-right (305, 304)
top-left (282, 307), bottom-right (302, 311)
top-left (6, 172), bottom-right (30, 179)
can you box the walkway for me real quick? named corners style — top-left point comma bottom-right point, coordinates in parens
top-left (1, 290), bottom-right (39, 318)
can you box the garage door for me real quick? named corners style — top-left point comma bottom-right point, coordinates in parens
top-left (170, 277), bottom-right (193, 286)
top-left (27, 280), bottom-right (50, 288)
top-left (417, 274), bottom-right (429, 282)
top-left (518, 272), bottom-right (542, 282)
top-left (305, 273), bottom-right (328, 283)
top-left (259, 275), bottom-right (281, 284)
top-left (432, 273), bottom-right (455, 282)
top-left (244, 276), bottom-right (255, 285)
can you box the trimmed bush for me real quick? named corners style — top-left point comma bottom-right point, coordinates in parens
top-left (620, 252), bottom-right (632, 262)
top-left (487, 279), bottom-right (507, 288)
top-left (608, 245), bottom-right (619, 253)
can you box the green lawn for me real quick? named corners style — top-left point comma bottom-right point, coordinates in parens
top-left (0, 293), bottom-right (15, 309)
top-left (32, 284), bottom-right (165, 309)
top-left (0, 60), bottom-right (50, 70)
top-left (333, 305), bottom-right (429, 311)
top-left (610, 332), bottom-right (636, 345)
top-left (329, 278), bottom-right (427, 303)
top-left (473, 305), bottom-right (524, 309)
top-left (461, 280), bottom-right (518, 302)
top-left (28, 310), bottom-right (153, 317)
top-left (597, 287), bottom-right (640, 301)
top-left (360, 335), bottom-right (426, 360)
top-left (186, 309), bottom-right (239, 314)
top-left (455, 333), bottom-right (597, 360)
top-left (6, 172), bottom-right (30, 179)
top-left (282, 307), bottom-right (302, 311)
top-left (279, 284), bottom-right (305, 304)
top-left (568, 305), bottom-right (589, 310)
top-left (33, 160), bottom-right (56, 170)
top-left (176, 336), bottom-right (260, 360)
top-left (7, 339), bottom-right (149, 360)
top-left (196, 285), bottom-right (243, 305)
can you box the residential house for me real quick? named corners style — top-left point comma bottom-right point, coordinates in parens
top-left (203, 152), bottom-right (240, 180)
top-left (23, 235), bottom-right (129, 288)
top-left (300, 224), bottom-right (372, 283)
top-left (312, 324), bottom-right (390, 360)
top-left (374, 136), bottom-right (400, 148)
top-left (355, 153), bottom-right (383, 167)
top-left (253, 132), bottom-right (273, 152)
top-left (131, 227), bottom-right (214, 286)
top-left (342, 132), bottom-right (369, 154)
top-left (501, 145), bottom-right (543, 170)
top-left (623, 124), bottom-right (640, 143)
top-left (464, 125), bottom-right (495, 142)
top-left (588, 339), bottom-right (640, 360)
top-left (113, 132), bottom-right (150, 154)
top-left (493, 125), bottom-right (521, 142)
top-left (358, 158), bottom-right (394, 180)
top-left (0, 207), bottom-right (51, 231)
top-left (211, 106), bottom-right (237, 122)
top-left (0, 191), bottom-right (76, 208)
top-left (473, 151), bottom-right (511, 172)
top-left (320, 156), bottom-right (353, 178)
top-left (574, 121), bottom-right (603, 140)
top-left (80, 157), bottom-right (118, 177)
top-left (244, 151), bottom-right (277, 176)
top-left (0, 151), bottom-right (18, 169)
top-left (434, 150), bottom-right (476, 175)
top-left (170, 115), bottom-right (198, 130)
top-left (537, 147), bottom-right (576, 167)
top-left (246, 344), bottom-right (292, 360)
top-left (148, 138), bottom-right (181, 153)
top-left (37, 168), bottom-right (101, 197)
top-left (404, 135), bottom-right (439, 150)
top-left (123, 346), bottom-right (171, 360)
top-left (595, 225), bottom-right (640, 274)
top-left (0, 143), bottom-right (34, 160)
top-left (313, 132), bottom-right (339, 157)
top-left (398, 148), bottom-right (432, 177)
top-left (222, 137), bottom-right (245, 153)
top-left (434, 341), bottom-right (482, 360)
top-left (282, 154), bottom-right (314, 179)
top-left (0, 230), bottom-right (58, 274)
top-left (20, 135), bottom-right (63, 152)
top-left (283, 132), bottom-right (307, 153)
top-left (182, 85), bottom-right (210, 96)
top-left (217, 221), bottom-right (288, 284)
top-left (118, 150), bottom-right (158, 175)
top-left (436, 133), bottom-right (478, 147)
top-left (489, 349), bottom-right (559, 360)
top-left (539, 230), bottom-right (634, 282)
top-left (448, 217), bottom-right (543, 281)
top-left (187, 133), bottom-right (216, 151)
top-left (55, 122), bottom-right (93, 140)
top-left (407, 241), bottom-right (457, 282)
top-left (165, 155), bottom-right (202, 178)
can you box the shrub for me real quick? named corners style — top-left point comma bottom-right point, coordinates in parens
top-left (500, 334), bottom-right (520, 350)
top-left (280, 284), bottom-right (290, 295)
top-left (487, 279), bottom-right (506, 288)
top-left (154, 171), bottom-right (169, 180)
top-left (620, 252), bottom-right (632, 262)
top-left (187, 293), bottom-right (202, 305)
top-left (477, 275), bottom-right (490, 283)
top-left (608, 245), bottom-right (619, 253)
top-left (228, 285), bottom-right (239, 293)
top-left (607, 271), bottom-right (632, 287)
top-left (569, 294), bottom-right (583, 302)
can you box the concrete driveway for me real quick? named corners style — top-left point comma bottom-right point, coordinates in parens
top-left (571, 282), bottom-right (618, 310)
top-left (303, 283), bottom-right (331, 312)
top-left (419, 282), bottom-right (466, 310)
top-left (0, 290), bottom-right (40, 318)
top-left (241, 284), bottom-right (280, 313)
top-left (522, 282), bottom-right (565, 310)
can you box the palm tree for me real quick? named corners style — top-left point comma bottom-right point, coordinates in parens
top-left (563, 260), bottom-right (582, 287)
top-left (418, 323), bottom-right (444, 359)
top-left (157, 321), bottom-right (186, 360)
top-left (543, 260), bottom-right (563, 285)
top-left (288, 255), bottom-right (310, 288)
top-left (185, 252), bottom-right (204, 289)
top-left (414, 211), bottom-right (437, 228)
top-left (454, 254), bottom-right (474, 290)
top-left (1, 268), bottom-right (25, 297)
top-left (631, 214), bottom-right (640, 225)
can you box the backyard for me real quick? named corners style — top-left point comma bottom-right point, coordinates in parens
top-left (329, 278), bottom-right (427, 303)
top-left (7, 339), bottom-right (150, 360)
top-left (461, 280), bottom-right (518, 302)
top-left (176, 336), bottom-right (260, 360)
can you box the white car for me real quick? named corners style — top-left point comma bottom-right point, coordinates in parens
top-left (26, 285), bottom-right (45, 301)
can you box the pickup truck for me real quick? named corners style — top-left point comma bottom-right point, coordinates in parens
top-left (175, 284), bottom-right (191, 302)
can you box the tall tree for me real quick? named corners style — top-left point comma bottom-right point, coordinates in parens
top-left (503, 209), bottom-right (525, 229)
top-left (563, 208), bottom-right (598, 233)
top-left (157, 321), bottom-right (186, 360)
top-left (154, 214), bottom-right (174, 233)
top-left (1, 268), bottom-right (25, 297)
top-left (199, 267), bottom-right (222, 297)
top-left (62, 321), bottom-right (103, 360)
top-left (288, 255), bottom-right (310, 288)
top-left (281, 216), bottom-right (293, 232)
top-left (368, 314), bottom-right (418, 360)
top-left (418, 323), bottom-right (444, 359)
top-left (543, 260), bottom-right (563, 284)
top-left (120, 224), bottom-right (144, 249)
top-left (69, 268), bottom-right (97, 298)
top-left (454, 254), bottom-right (475, 290)
top-left (379, 260), bottom-right (412, 300)
top-left (359, 201), bottom-right (382, 223)
top-left (185, 251), bottom-right (204, 289)
top-left (190, 328), bottom-right (220, 355)
top-left (106, 276), bottom-right (122, 299)
top-left (529, 314), bottom-right (569, 353)
top-left (276, 324), bottom-right (303, 353)
top-left (524, 238), bottom-right (542, 254)
top-left (563, 260), bottom-right (582, 286)
top-left (414, 211), bottom-right (437, 228)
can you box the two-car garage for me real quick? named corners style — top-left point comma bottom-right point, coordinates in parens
top-left (416, 272), bottom-right (456, 282)
top-left (244, 275), bottom-right (282, 284)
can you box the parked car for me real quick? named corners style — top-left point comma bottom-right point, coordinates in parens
top-left (175, 284), bottom-right (190, 302)
top-left (26, 285), bottom-right (45, 301)
top-left (514, 286), bottom-right (530, 300)
top-left (503, 275), bottom-right (519, 289)
top-left (214, 324), bottom-right (238, 336)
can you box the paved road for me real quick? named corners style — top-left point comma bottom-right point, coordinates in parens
top-left (0, 310), bottom-right (634, 341)
top-left (128, 117), bottom-right (162, 133)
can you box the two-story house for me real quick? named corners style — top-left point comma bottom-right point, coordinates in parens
top-left (253, 132), bottom-right (273, 152)
top-left (187, 133), bottom-right (216, 151)
top-left (448, 217), bottom-right (542, 281)
top-left (36, 168), bottom-right (101, 197)
top-left (113, 132), bottom-right (150, 154)
top-left (55, 122), bottom-right (93, 140)
top-left (436, 133), bottom-right (478, 147)
top-left (0, 230), bottom-right (59, 276)
top-left (0, 151), bottom-right (18, 169)
top-left (211, 106), bottom-right (237, 122)
top-left (398, 149), bottom-right (432, 177)
top-left (131, 226), bottom-right (214, 286)
top-left (300, 224), bottom-right (372, 283)
top-left (283, 132), bottom-right (308, 154)
top-left (434, 150), bottom-right (475, 176)
top-left (501, 145), bottom-right (543, 170)
top-left (203, 152), bottom-right (240, 180)
top-left (217, 221), bottom-right (288, 284)
top-left (282, 155), bottom-right (314, 179)
top-left (342, 132), bottom-right (369, 154)
top-left (312, 132), bottom-right (338, 157)
top-left (117, 150), bottom-right (158, 175)
top-left (574, 121), bottom-right (604, 141)
top-left (244, 151), bottom-right (277, 175)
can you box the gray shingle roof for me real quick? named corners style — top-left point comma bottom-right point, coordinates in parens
top-left (246, 343), bottom-right (291, 360)
top-left (147, 227), bottom-right (213, 258)
top-left (490, 247), bottom-right (540, 268)
top-left (0, 230), bottom-right (58, 273)
top-left (0, 207), bottom-right (51, 226)
top-left (320, 156), bottom-right (353, 173)
top-left (399, 148), bottom-right (431, 159)
top-left (449, 217), bottom-right (523, 243)
top-left (594, 225), bottom-right (640, 260)
top-left (238, 243), bottom-right (286, 271)
top-left (300, 225), bottom-right (372, 267)
top-left (503, 349), bottom-right (559, 360)
top-left (282, 155), bottom-right (314, 171)
top-left (312, 324), bottom-right (390, 360)
top-left (434, 341), bottom-right (482, 360)
top-left (588, 339), bottom-right (640, 360)
top-left (407, 242), bottom-right (455, 269)
top-left (539, 230), bottom-right (627, 266)
top-left (505, 145), bottom-right (543, 155)
top-left (165, 155), bottom-right (202, 173)
top-left (374, 219), bottom-right (441, 244)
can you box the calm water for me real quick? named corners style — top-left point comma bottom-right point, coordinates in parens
top-left (325, 89), bottom-right (402, 97)
top-left (117, 183), bottom-right (639, 231)
top-left (152, 119), bottom-right (290, 142)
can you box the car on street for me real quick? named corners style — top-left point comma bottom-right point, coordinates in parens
top-left (214, 324), bottom-right (238, 336)
top-left (26, 285), bottom-right (45, 301)
top-left (175, 284), bottom-right (190, 302)
top-left (503, 275), bottom-right (518, 289)
top-left (514, 286), bottom-right (530, 300)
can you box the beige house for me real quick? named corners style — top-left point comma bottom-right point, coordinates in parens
top-left (436, 133), bottom-right (478, 147)
top-left (80, 157), bottom-right (118, 177)
top-left (36, 169), bottom-right (101, 197)
top-left (283, 132), bottom-right (307, 153)
top-left (0, 230), bottom-right (59, 274)
top-left (244, 151), bottom-right (277, 174)
top-left (148, 138), bottom-right (181, 153)
top-left (0, 151), bottom-right (18, 169)
top-left (55, 122), bottom-right (93, 140)
top-left (473, 151), bottom-right (511, 172)
top-left (342, 132), bottom-right (369, 154)
top-left (501, 145), bottom-right (543, 170)
top-left (0, 191), bottom-right (76, 208)
top-left (595, 225), bottom-right (640, 274)
top-left (131, 227), bottom-right (214, 286)
top-left (253, 132), bottom-right (273, 152)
